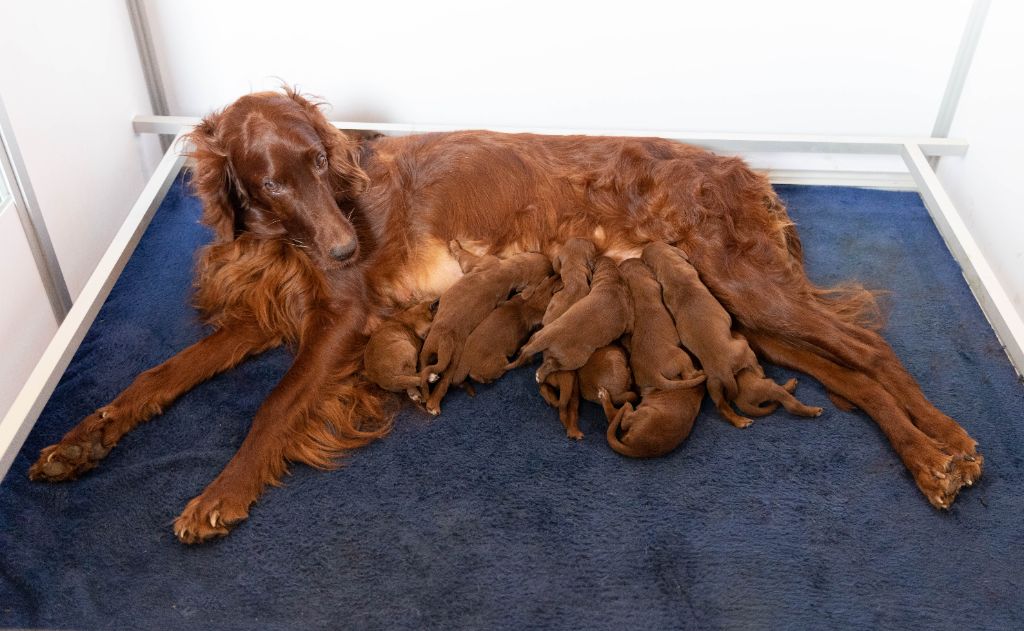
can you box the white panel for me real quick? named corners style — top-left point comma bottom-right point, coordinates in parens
top-left (0, 207), bottom-right (58, 419)
top-left (937, 1), bottom-right (1024, 324)
top-left (144, 0), bottom-right (968, 137)
top-left (0, 0), bottom-right (163, 299)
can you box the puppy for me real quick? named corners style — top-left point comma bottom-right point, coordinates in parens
top-left (419, 242), bottom-right (552, 413)
top-left (535, 238), bottom-right (597, 439)
top-left (642, 242), bottom-right (821, 428)
top-left (577, 344), bottom-right (636, 406)
top-left (537, 370), bottom-right (582, 439)
top-left (598, 386), bottom-right (703, 458)
top-left (542, 237), bottom-right (597, 325)
top-left (618, 258), bottom-right (706, 391)
top-left (363, 300), bottom-right (435, 402)
top-left (450, 275), bottom-right (558, 386)
top-left (507, 256), bottom-right (632, 384)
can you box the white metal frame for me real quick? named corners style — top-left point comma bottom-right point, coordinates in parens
top-left (1, 119), bottom-right (1021, 483)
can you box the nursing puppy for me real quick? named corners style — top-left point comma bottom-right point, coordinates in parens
top-left (507, 256), bottom-right (632, 384)
top-left (536, 238), bottom-right (597, 439)
top-left (419, 242), bottom-right (552, 413)
top-left (363, 300), bottom-right (435, 402)
top-left (450, 275), bottom-right (558, 386)
top-left (618, 258), bottom-right (706, 390)
top-left (577, 344), bottom-right (636, 406)
top-left (642, 242), bottom-right (821, 428)
top-left (542, 237), bottom-right (597, 325)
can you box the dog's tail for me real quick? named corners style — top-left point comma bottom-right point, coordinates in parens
top-left (505, 332), bottom-right (544, 371)
top-left (603, 396), bottom-right (645, 458)
top-left (650, 372), bottom-right (707, 391)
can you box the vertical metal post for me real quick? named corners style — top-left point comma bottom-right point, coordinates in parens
top-left (126, 0), bottom-right (172, 151)
top-left (0, 95), bottom-right (73, 321)
top-left (929, 0), bottom-right (991, 168)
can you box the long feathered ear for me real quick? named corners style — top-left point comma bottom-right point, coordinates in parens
top-left (187, 112), bottom-right (242, 242)
top-left (286, 87), bottom-right (370, 200)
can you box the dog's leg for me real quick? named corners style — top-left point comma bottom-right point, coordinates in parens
top-left (173, 311), bottom-right (370, 543)
top-left (688, 248), bottom-right (981, 503)
top-left (30, 323), bottom-right (277, 481)
top-left (746, 331), bottom-right (973, 508)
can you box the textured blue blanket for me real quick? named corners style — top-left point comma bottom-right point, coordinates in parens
top-left (1, 176), bottom-right (1022, 630)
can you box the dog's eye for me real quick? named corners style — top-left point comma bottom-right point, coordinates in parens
top-left (315, 153), bottom-right (328, 170)
top-left (263, 179), bottom-right (279, 193)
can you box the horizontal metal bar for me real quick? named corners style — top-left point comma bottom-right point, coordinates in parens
top-left (901, 143), bottom-right (1024, 375)
top-left (0, 132), bottom-right (189, 482)
top-left (132, 115), bottom-right (969, 157)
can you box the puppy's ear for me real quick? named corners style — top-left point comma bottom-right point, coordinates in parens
top-left (187, 113), bottom-right (243, 242)
top-left (286, 88), bottom-right (370, 200)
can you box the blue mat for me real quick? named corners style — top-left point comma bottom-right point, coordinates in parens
top-left (1, 175), bottom-right (1022, 630)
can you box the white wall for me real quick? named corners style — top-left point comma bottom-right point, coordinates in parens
top-left (937, 1), bottom-right (1024, 320)
top-left (0, 0), bottom-right (163, 299)
top-left (144, 0), bottom-right (968, 177)
top-left (0, 0), bottom-right (162, 418)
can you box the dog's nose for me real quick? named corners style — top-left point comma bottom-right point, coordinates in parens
top-left (329, 239), bottom-right (357, 261)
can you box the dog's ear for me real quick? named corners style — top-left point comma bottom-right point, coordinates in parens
top-left (187, 112), bottom-right (243, 242)
top-left (286, 88), bottom-right (370, 200)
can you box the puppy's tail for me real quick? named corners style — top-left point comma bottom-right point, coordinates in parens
top-left (603, 396), bottom-right (644, 458)
top-left (505, 334), bottom-right (544, 371)
top-left (651, 372), bottom-right (707, 390)
top-left (419, 336), bottom-right (453, 390)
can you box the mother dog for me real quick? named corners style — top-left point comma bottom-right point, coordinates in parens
top-left (29, 89), bottom-right (981, 543)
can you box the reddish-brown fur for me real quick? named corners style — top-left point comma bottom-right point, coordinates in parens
top-left (577, 345), bottom-right (637, 407)
top-left (364, 300), bottom-right (435, 402)
top-left (450, 275), bottom-right (558, 385)
top-left (30, 88), bottom-right (981, 543)
top-left (418, 243), bottom-right (552, 413)
top-left (536, 238), bottom-right (597, 439)
top-left (599, 385), bottom-right (704, 459)
top-left (618, 258), bottom-right (706, 391)
top-left (508, 256), bottom-right (633, 384)
top-left (642, 242), bottom-right (821, 428)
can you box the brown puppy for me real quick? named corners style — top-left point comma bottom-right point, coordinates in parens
top-left (543, 237), bottom-right (597, 325)
top-left (420, 242), bottom-right (552, 413)
top-left (450, 275), bottom-right (558, 385)
top-left (537, 371), bottom-right (582, 439)
top-left (598, 385), bottom-right (703, 458)
top-left (536, 238), bottom-right (597, 439)
top-left (363, 300), bottom-right (435, 401)
top-left (508, 256), bottom-right (632, 384)
top-left (618, 258), bottom-right (706, 391)
top-left (642, 242), bottom-right (821, 428)
top-left (577, 344), bottom-right (636, 406)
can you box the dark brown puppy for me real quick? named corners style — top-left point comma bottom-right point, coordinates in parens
top-left (420, 242), bottom-right (552, 413)
top-left (642, 242), bottom-right (821, 428)
top-left (618, 258), bottom-right (706, 390)
top-left (450, 275), bottom-right (558, 386)
top-left (577, 344), bottom-right (636, 406)
top-left (508, 256), bottom-right (632, 384)
top-left (598, 385), bottom-right (704, 458)
top-left (363, 300), bottom-right (435, 402)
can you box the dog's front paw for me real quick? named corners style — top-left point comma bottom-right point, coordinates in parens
top-left (173, 491), bottom-right (250, 544)
top-left (28, 411), bottom-right (115, 481)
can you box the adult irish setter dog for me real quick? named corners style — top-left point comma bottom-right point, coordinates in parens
top-left (28, 88), bottom-right (981, 543)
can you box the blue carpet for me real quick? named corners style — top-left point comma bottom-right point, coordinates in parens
top-left (1, 175), bottom-right (1022, 630)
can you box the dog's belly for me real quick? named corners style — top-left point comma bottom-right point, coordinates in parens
top-left (377, 225), bottom-right (645, 307)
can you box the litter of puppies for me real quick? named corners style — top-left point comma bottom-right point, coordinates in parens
top-left (363, 238), bottom-right (821, 457)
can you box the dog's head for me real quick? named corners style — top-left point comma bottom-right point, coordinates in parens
top-left (188, 87), bottom-right (368, 268)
